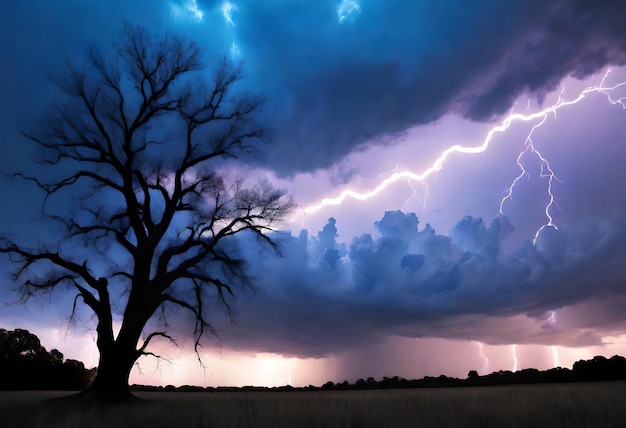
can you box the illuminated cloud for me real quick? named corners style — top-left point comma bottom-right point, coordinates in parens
top-left (230, 41), bottom-right (242, 57)
top-left (337, 0), bottom-right (360, 23)
top-left (221, 1), bottom-right (237, 26)
top-left (147, 207), bottom-right (625, 358)
top-left (170, 0), bottom-right (205, 22)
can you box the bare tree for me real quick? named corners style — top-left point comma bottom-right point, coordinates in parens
top-left (0, 24), bottom-right (294, 402)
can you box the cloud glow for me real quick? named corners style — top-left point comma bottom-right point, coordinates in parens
top-left (337, 0), bottom-right (361, 23)
top-left (170, 0), bottom-right (205, 21)
top-left (222, 1), bottom-right (237, 26)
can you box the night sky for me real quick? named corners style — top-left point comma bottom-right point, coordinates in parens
top-left (2, 0), bottom-right (626, 387)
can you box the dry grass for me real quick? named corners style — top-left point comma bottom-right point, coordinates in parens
top-left (1, 382), bottom-right (626, 427)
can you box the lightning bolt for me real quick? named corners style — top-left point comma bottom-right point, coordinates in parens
top-left (401, 178), bottom-right (428, 212)
top-left (551, 346), bottom-right (559, 368)
top-left (512, 344), bottom-right (518, 372)
top-left (287, 358), bottom-right (296, 386)
top-left (498, 112), bottom-right (561, 242)
top-left (376, 163), bottom-right (400, 179)
top-left (221, 1), bottom-right (237, 26)
top-left (186, 0), bottom-right (204, 20)
top-left (476, 341), bottom-right (490, 374)
top-left (220, 2), bottom-right (242, 58)
top-left (365, 163), bottom-right (428, 211)
top-left (549, 310), bottom-right (560, 367)
top-left (548, 310), bottom-right (556, 323)
top-left (303, 69), bottom-right (626, 223)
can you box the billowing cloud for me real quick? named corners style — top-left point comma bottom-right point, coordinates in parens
top-left (189, 208), bottom-right (626, 357)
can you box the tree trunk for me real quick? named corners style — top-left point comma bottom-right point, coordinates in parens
top-left (83, 290), bottom-right (155, 404)
top-left (86, 342), bottom-right (138, 403)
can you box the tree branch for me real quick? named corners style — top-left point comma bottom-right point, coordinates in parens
top-left (136, 331), bottom-right (177, 358)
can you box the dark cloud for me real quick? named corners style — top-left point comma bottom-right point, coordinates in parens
top-left (460, 0), bottom-right (626, 120)
top-left (193, 208), bottom-right (626, 357)
top-left (2, 1), bottom-right (625, 176)
top-left (233, 0), bottom-right (626, 174)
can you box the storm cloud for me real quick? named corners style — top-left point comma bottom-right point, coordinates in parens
top-left (190, 208), bottom-right (626, 357)
top-left (231, 0), bottom-right (626, 173)
top-left (3, 1), bottom-right (626, 176)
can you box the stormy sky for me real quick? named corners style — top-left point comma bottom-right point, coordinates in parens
top-left (2, 0), bottom-right (626, 387)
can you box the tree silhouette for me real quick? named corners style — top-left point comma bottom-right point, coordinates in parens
top-left (0, 328), bottom-right (94, 390)
top-left (0, 24), bottom-right (294, 402)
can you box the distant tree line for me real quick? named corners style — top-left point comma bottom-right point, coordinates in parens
top-left (0, 328), bottom-right (95, 390)
top-left (3, 327), bottom-right (626, 392)
top-left (308, 356), bottom-right (626, 391)
top-left (136, 355), bottom-right (626, 393)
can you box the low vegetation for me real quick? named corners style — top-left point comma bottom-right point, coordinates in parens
top-left (1, 382), bottom-right (625, 427)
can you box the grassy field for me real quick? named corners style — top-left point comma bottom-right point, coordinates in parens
top-left (1, 382), bottom-right (626, 427)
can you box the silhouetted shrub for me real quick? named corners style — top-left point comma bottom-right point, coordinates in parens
top-left (0, 328), bottom-right (94, 390)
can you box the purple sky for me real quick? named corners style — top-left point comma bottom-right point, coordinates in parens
top-left (1, 1), bottom-right (626, 387)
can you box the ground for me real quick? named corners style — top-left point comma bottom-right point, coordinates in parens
top-left (1, 382), bottom-right (625, 427)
